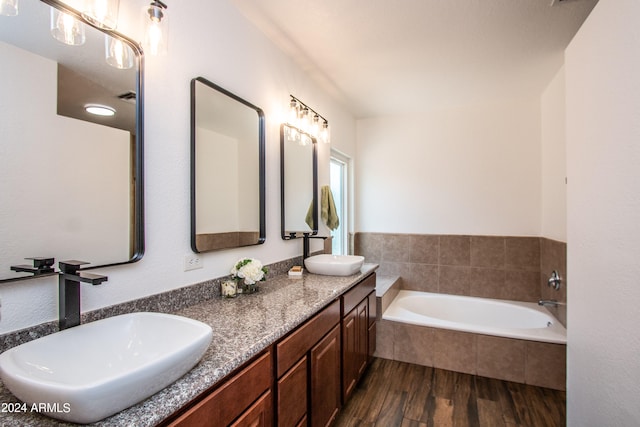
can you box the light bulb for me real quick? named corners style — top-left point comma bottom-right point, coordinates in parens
top-left (51, 8), bottom-right (85, 46)
top-left (105, 35), bottom-right (133, 69)
top-left (0, 0), bottom-right (18, 16)
top-left (311, 114), bottom-right (320, 138)
top-left (320, 121), bottom-right (330, 144)
top-left (300, 107), bottom-right (311, 133)
top-left (82, 0), bottom-right (119, 30)
top-left (288, 99), bottom-right (298, 127)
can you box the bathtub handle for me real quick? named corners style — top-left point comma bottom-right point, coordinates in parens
top-left (548, 270), bottom-right (562, 291)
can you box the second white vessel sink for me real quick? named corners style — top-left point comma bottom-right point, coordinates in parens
top-left (0, 312), bottom-right (212, 424)
top-left (305, 254), bottom-right (365, 276)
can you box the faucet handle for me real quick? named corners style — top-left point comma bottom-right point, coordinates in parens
top-left (547, 270), bottom-right (562, 290)
top-left (58, 260), bottom-right (90, 274)
top-left (10, 257), bottom-right (55, 275)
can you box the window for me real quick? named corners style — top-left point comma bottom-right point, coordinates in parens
top-left (330, 150), bottom-right (350, 255)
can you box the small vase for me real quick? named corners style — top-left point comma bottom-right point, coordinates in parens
top-left (242, 283), bottom-right (259, 294)
top-left (221, 279), bottom-right (237, 298)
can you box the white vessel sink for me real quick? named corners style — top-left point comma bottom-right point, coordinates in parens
top-left (0, 312), bottom-right (212, 424)
top-left (304, 254), bottom-right (365, 276)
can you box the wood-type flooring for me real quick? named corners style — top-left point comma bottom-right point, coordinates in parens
top-left (335, 358), bottom-right (565, 427)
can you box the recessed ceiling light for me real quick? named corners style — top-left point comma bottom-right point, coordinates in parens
top-left (85, 104), bottom-right (116, 117)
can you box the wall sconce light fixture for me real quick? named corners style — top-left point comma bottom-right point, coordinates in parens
top-left (82, 0), bottom-right (119, 30)
top-left (50, 7), bottom-right (85, 46)
top-left (142, 0), bottom-right (168, 56)
top-left (0, 0), bottom-right (18, 16)
top-left (286, 95), bottom-right (330, 145)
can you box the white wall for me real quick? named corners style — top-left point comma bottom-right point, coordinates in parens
top-left (356, 99), bottom-right (541, 236)
top-left (540, 67), bottom-right (567, 242)
top-left (565, 0), bottom-right (640, 425)
top-left (0, 0), bottom-right (355, 334)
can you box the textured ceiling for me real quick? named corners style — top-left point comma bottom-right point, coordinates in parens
top-left (232, 0), bottom-right (599, 118)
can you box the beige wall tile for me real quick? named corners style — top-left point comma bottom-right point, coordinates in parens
top-left (438, 266), bottom-right (471, 296)
top-left (409, 234), bottom-right (439, 264)
top-left (432, 329), bottom-right (477, 374)
top-left (383, 233), bottom-right (412, 262)
top-left (374, 319), bottom-right (395, 360)
top-left (354, 232), bottom-right (384, 262)
top-left (525, 342), bottom-right (566, 390)
top-left (469, 268), bottom-right (506, 299)
top-left (403, 263), bottom-right (439, 292)
top-left (440, 235), bottom-right (471, 266)
top-left (505, 237), bottom-right (540, 272)
top-left (504, 270), bottom-right (541, 302)
top-left (471, 236), bottom-right (506, 268)
top-left (477, 336), bottom-right (525, 383)
top-left (393, 323), bottom-right (434, 367)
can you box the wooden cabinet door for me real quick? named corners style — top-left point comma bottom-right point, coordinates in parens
top-left (342, 298), bottom-right (369, 403)
top-left (310, 325), bottom-right (341, 427)
top-left (342, 306), bottom-right (358, 402)
top-left (277, 356), bottom-right (307, 427)
top-left (356, 300), bottom-right (368, 379)
top-left (231, 391), bottom-right (273, 427)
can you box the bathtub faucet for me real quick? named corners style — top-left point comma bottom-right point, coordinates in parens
top-left (538, 299), bottom-right (562, 307)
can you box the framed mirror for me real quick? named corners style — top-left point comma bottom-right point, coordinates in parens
top-left (0, 0), bottom-right (144, 282)
top-left (190, 77), bottom-right (265, 253)
top-left (280, 124), bottom-right (318, 239)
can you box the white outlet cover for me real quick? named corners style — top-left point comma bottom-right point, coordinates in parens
top-left (183, 254), bottom-right (203, 271)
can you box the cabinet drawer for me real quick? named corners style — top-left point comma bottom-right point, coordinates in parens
top-left (168, 350), bottom-right (272, 427)
top-left (276, 299), bottom-right (340, 377)
top-left (342, 273), bottom-right (376, 315)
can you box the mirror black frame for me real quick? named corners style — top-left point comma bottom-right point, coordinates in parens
top-left (280, 124), bottom-right (318, 240)
top-left (0, 0), bottom-right (144, 283)
top-left (190, 77), bottom-right (266, 253)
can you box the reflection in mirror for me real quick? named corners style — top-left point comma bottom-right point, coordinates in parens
top-left (280, 124), bottom-right (318, 239)
top-left (0, 0), bottom-right (144, 282)
top-left (191, 77), bottom-right (265, 253)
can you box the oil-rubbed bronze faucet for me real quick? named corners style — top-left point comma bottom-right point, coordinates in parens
top-left (58, 260), bottom-right (108, 330)
top-left (302, 233), bottom-right (327, 259)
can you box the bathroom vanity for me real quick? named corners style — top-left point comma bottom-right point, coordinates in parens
top-left (0, 266), bottom-right (377, 426)
top-left (163, 271), bottom-right (377, 427)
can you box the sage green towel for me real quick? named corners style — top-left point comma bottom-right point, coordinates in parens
top-left (305, 186), bottom-right (340, 231)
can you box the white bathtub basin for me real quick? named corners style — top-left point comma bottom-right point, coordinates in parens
top-left (0, 312), bottom-right (212, 424)
top-left (304, 254), bottom-right (365, 276)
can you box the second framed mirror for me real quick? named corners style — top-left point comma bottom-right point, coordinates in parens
top-left (190, 77), bottom-right (265, 253)
top-left (280, 124), bottom-right (318, 239)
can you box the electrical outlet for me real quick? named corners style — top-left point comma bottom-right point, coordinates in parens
top-left (184, 254), bottom-right (203, 271)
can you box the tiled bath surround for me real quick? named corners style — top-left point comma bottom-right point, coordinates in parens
top-left (355, 233), bottom-right (567, 326)
top-left (357, 232), bottom-right (567, 390)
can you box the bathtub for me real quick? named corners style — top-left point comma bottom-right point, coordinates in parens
top-left (383, 290), bottom-right (566, 344)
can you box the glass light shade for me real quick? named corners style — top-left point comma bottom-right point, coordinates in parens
top-left (51, 8), bottom-right (85, 46)
top-left (299, 107), bottom-right (311, 133)
top-left (82, 0), bottom-right (119, 29)
top-left (0, 0), bottom-right (18, 16)
top-left (320, 122), bottom-right (330, 144)
top-left (143, 3), bottom-right (168, 56)
top-left (105, 35), bottom-right (133, 69)
top-left (288, 99), bottom-right (299, 127)
top-left (311, 114), bottom-right (320, 138)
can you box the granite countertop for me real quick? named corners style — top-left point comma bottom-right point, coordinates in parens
top-left (0, 264), bottom-right (378, 427)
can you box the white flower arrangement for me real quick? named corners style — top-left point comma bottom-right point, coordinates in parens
top-left (231, 258), bottom-right (268, 285)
